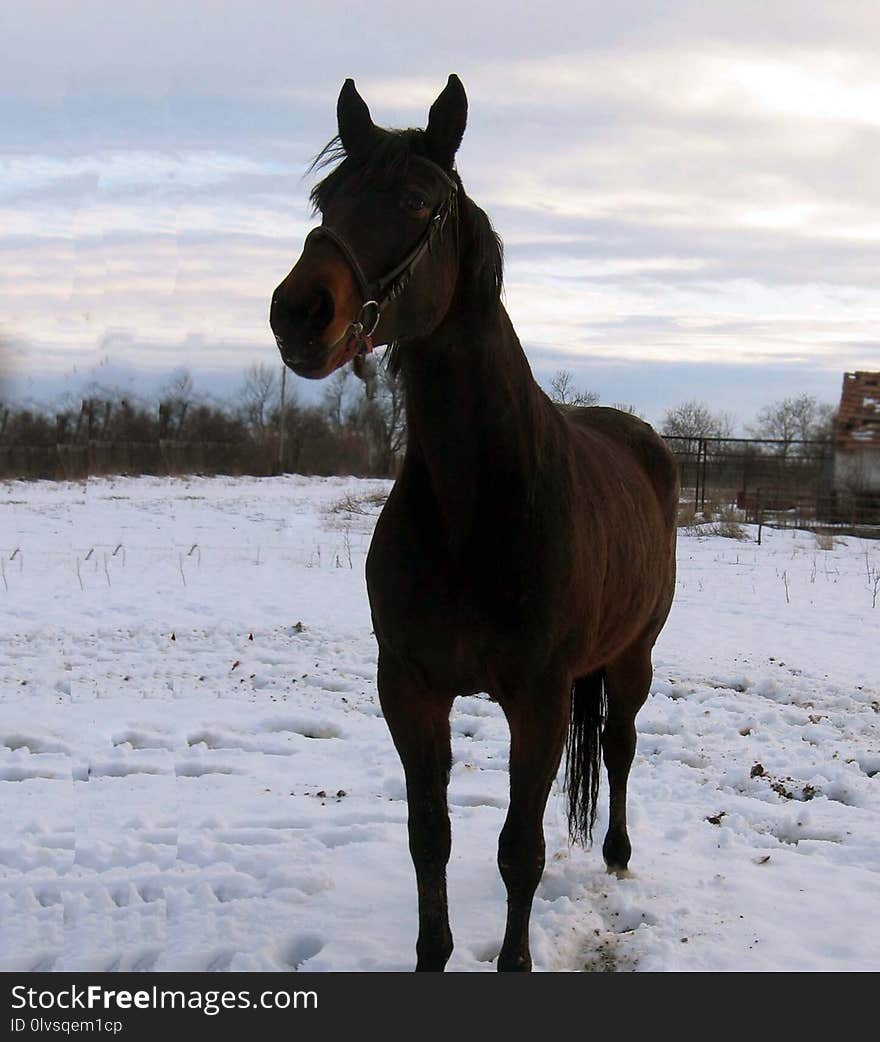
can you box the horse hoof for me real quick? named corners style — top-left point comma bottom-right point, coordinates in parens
top-left (415, 939), bottom-right (453, 972)
top-left (605, 864), bottom-right (631, 879)
top-left (497, 954), bottom-right (532, 972)
top-left (602, 831), bottom-right (631, 874)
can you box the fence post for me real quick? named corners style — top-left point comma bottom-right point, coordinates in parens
top-left (693, 438), bottom-right (700, 513)
top-left (277, 364), bottom-right (287, 475)
top-left (699, 437), bottom-right (708, 514)
top-left (756, 490), bottom-right (763, 545)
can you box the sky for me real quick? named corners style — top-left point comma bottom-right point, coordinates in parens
top-left (2, 1), bottom-right (879, 428)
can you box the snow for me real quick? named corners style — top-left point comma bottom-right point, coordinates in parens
top-left (1, 474), bottom-right (878, 972)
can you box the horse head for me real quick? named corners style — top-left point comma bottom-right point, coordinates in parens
top-left (269, 75), bottom-right (468, 379)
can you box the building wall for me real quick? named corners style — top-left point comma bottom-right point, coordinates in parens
top-left (834, 449), bottom-right (880, 493)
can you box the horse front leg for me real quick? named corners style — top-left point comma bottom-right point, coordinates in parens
top-left (496, 685), bottom-right (569, 971)
top-left (378, 653), bottom-right (455, 971)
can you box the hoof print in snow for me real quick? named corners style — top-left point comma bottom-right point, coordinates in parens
top-left (472, 941), bottom-right (501, 964)
top-left (279, 935), bottom-right (324, 971)
top-left (175, 762), bottom-right (240, 777)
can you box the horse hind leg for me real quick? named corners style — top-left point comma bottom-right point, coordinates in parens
top-left (496, 684), bottom-right (569, 972)
top-left (601, 639), bottom-right (653, 873)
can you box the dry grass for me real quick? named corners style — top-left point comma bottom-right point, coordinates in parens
top-left (677, 504), bottom-right (699, 528)
top-left (327, 489), bottom-right (389, 516)
top-left (678, 501), bottom-right (748, 540)
top-left (705, 519), bottom-right (748, 540)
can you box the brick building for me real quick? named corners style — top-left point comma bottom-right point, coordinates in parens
top-left (834, 371), bottom-right (880, 494)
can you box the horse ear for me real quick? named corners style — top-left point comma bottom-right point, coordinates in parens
top-left (337, 78), bottom-right (382, 157)
top-left (425, 74), bottom-right (467, 169)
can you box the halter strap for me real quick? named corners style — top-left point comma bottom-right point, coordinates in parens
top-left (305, 156), bottom-right (459, 359)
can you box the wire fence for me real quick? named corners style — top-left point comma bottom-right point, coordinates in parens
top-left (665, 435), bottom-right (880, 533)
top-left (2, 432), bottom-right (879, 534)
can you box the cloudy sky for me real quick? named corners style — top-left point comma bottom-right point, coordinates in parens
top-left (2, 1), bottom-right (879, 426)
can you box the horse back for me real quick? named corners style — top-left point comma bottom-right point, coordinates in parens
top-left (560, 405), bottom-right (679, 532)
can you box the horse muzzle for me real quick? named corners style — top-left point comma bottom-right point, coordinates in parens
top-left (269, 236), bottom-right (364, 379)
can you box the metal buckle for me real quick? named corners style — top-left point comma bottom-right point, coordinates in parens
top-left (349, 299), bottom-right (379, 359)
top-left (360, 300), bottom-right (380, 337)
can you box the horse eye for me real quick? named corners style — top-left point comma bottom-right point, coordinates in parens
top-left (402, 192), bottom-right (428, 213)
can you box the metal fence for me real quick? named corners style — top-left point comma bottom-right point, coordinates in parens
top-left (3, 431), bottom-right (879, 533)
top-left (665, 435), bottom-right (880, 532)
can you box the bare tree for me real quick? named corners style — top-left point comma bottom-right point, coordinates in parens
top-left (749, 394), bottom-right (832, 456)
top-left (158, 368), bottom-right (195, 437)
top-left (322, 369), bottom-right (353, 430)
top-left (238, 363), bottom-right (278, 437)
top-left (813, 403), bottom-right (837, 443)
top-left (548, 369), bottom-right (600, 407)
top-left (661, 400), bottom-right (736, 442)
top-left (350, 355), bottom-right (407, 474)
top-left (609, 402), bottom-right (646, 419)
top-left (0, 334), bottom-right (8, 395)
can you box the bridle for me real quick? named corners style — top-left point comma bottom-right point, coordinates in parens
top-left (304, 156), bottom-right (459, 362)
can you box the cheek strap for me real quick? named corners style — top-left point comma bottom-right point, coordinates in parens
top-left (304, 157), bottom-right (459, 359)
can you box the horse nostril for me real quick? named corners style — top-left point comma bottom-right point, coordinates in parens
top-left (304, 287), bottom-right (334, 334)
top-left (270, 285), bottom-right (336, 351)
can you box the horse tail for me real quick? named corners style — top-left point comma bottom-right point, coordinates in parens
top-left (564, 669), bottom-right (607, 846)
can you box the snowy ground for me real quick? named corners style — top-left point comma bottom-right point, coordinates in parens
top-left (0, 475), bottom-right (878, 972)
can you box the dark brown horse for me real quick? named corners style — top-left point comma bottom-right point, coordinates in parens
top-left (270, 75), bottom-right (678, 972)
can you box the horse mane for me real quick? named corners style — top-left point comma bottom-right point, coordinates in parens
top-left (307, 128), bottom-right (504, 329)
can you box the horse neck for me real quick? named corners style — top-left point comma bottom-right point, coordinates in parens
top-left (399, 297), bottom-right (553, 538)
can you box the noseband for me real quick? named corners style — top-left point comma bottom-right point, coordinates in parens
top-left (304, 157), bottom-right (459, 361)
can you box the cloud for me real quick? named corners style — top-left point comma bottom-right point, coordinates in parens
top-left (2, 2), bottom-right (880, 426)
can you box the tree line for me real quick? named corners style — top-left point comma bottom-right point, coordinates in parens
top-left (0, 362), bottom-right (837, 481)
top-left (549, 369), bottom-right (836, 455)
top-left (659, 393), bottom-right (836, 458)
top-left (0, 361), bottom-right (405, 480)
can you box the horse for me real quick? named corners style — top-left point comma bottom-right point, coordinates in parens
top-left (269, 74), bottom-right (678, 972)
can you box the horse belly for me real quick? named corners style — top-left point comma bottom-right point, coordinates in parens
top-left (587, 518), bottom-right (675, 668)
